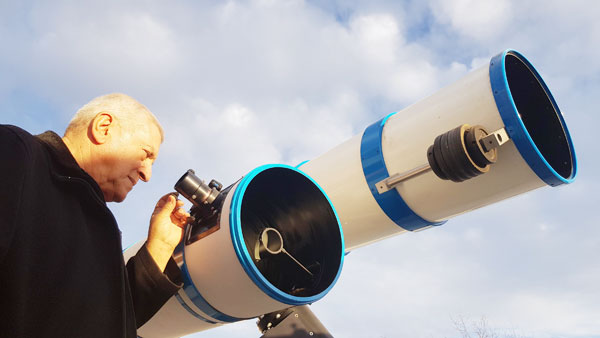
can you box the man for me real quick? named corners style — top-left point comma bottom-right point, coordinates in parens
top-left (0, 93), bottom-right (189, 337)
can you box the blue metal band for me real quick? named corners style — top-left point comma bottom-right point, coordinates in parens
top-left (360, 112), bottom-right (446, 231)
top-left (229, 164), bottom-right (345, 305)
top-left (180, 247), bottom-right (244, 323)
top-left (174, 293), bottom-right (219, 325)
top-left (489, 49), bottom-right (577, 186)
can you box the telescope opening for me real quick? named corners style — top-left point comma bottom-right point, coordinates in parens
top-left (239, 167), bottom-right (342, 298)
top-left (504, 52), bottom-right (574, 179)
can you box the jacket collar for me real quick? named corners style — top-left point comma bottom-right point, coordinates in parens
top-left (35, 131), bottom-right (106, 202)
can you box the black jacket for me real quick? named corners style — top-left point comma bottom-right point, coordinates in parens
top-left (0, 125), bottom-right (182, 337)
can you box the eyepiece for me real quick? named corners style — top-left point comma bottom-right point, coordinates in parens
top-left (175, 169), bottom-right (219, 206)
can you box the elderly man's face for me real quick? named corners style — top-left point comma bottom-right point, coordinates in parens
top-left (95, 122), bottom-right (162, 202)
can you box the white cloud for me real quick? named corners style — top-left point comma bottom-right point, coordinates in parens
top-left (429, 0), bottom-right (512, 41)
top-left (1, 1), bottom-right (599, 337)
top-left (469, 57), bottom-right (489, 71)
top-left (501, 292), bottom-right (600, 335)
top-left (350, 13), bottom-right (403, 63)
top-left (223, 104), bottom-right (254, 127)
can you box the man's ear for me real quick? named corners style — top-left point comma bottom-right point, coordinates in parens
top-left (89, 112), bottom-right (115, 145)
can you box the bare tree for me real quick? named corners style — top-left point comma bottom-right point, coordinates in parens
top-left (451, 315), bottom-right (527, 338)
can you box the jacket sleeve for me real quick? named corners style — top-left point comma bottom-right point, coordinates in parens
top-left (0, 126), bottom-right (29, 262)
top-left (126, 242), bottom-right (183, 328)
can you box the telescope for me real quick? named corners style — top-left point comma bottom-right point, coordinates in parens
top-left (124, 49), bottom-right (577, 337)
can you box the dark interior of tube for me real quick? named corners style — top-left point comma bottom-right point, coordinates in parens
top-left (505, 52), bottom-right (573, 179)
top-left (241, 168), bottom-right (342, 297)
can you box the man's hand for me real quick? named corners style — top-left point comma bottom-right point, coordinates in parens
top-left (146, 193), bottom-right (190, 272)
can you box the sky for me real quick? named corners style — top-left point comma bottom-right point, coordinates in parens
top-left (1, 0), bottom-right (599, 337)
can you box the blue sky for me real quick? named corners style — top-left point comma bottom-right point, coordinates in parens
top-left (1, 0), bottom-right (599, 337)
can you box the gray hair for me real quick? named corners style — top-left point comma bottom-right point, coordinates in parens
top-left (65, 93), bottom-right (164, 142)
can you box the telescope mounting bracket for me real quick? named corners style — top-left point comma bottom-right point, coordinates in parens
top-left (258, 305), bottom-right (333, 338)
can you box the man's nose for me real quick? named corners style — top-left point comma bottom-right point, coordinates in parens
top-left (139, 163), bottom-right (152, 182)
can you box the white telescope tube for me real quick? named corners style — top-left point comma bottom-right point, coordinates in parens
top-left (301, 49), bottom-right (577, 250)
top-left (124, 49), bottom-right (577, 337)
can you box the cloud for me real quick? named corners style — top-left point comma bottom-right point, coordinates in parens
top-left (429, 0), bottom-right (513, 41)
top-left (1, 0), bottom-right (599, 337)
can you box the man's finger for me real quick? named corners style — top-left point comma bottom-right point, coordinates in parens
top-left (173, 209), bottom-right (188, 221)
top-left (153, 193), bottom-right (177, 216)
top-left (171, 212), bottom-right (189, 228)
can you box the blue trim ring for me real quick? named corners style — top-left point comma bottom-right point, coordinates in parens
top-left (489, 49), bottom-right (577, 186)
top-left (229, 164), bottom-right (345, 306)
top-left (360, 112), bottom-right (446, 231)
top-left (174, 293), bottom-right (218, 325)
